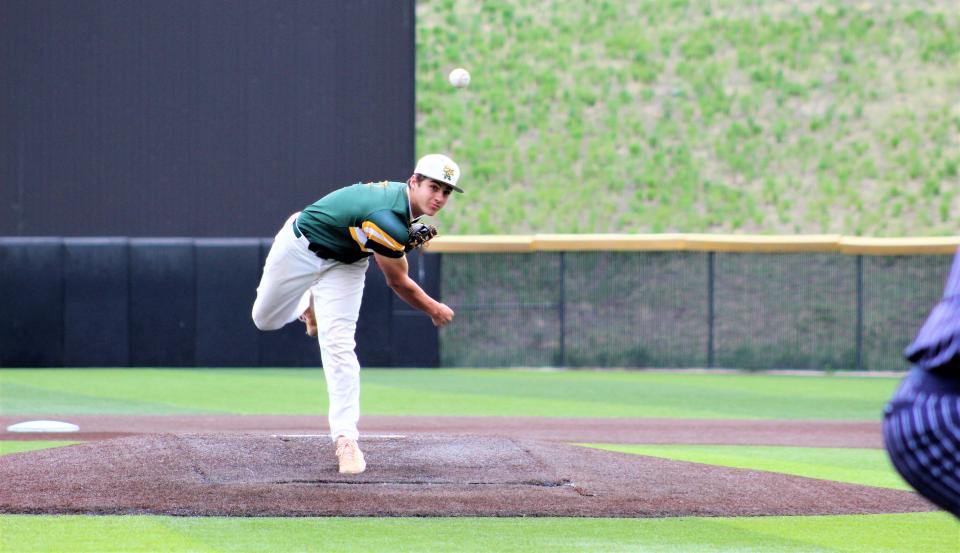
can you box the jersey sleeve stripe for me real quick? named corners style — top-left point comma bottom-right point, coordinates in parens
top-left (362, 221), bottom-right (404, 252)
top-left (348, 227), bottom-right (371, 252)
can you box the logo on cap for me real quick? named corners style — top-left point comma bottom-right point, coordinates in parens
top-left (442, 165), bottom-right (455, 181)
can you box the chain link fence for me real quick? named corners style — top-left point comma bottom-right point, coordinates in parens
top-left (439, 250), bottom-right (953, 371)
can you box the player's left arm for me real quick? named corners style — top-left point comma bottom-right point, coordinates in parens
top-left (374, 253), bottom-right (453, 327)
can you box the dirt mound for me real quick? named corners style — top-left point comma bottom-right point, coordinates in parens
top-left (0, 433), bottom-right (935, 517)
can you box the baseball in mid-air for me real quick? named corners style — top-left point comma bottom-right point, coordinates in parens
top-left (448, 67), bottom-right (471, 88)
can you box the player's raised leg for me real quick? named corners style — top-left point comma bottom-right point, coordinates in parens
top-left (252, 212), bottom-right (322, 331)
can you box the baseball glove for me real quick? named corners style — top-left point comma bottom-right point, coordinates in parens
top-left (405, 223), bottom-right (438, 252)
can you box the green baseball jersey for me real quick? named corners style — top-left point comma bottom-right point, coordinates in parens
top-left (296, 181), bottom-right (414, 263)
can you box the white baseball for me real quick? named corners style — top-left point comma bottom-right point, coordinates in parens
top-left (448, 67), bottom-right (471, 88)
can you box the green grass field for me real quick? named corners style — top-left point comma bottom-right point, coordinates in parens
top-left (416, 0), bottom-right (959, 236)
top-left (1, 367), bottom-right (900, 419)
top-left (1, 513), bottom-right (955, 553)
top-left (1, 368), bottom-right (957, 552)
top-left (582, 444), bottom-right (910, 490)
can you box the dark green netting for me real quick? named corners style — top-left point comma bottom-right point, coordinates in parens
top-left (439, 251), bottom-right (953, 371)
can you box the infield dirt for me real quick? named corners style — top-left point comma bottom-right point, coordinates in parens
top-left (0, 415), bottom-right (937, 517)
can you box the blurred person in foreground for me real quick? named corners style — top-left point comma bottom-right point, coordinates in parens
top-left (251, 154), bottom-right (462, 474)
top-left (883, 247), bottom-right (960, 519)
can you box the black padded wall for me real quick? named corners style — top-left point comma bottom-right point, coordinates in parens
top-left (63, 238), bottom-right (129, 367)
top-left (129, 239), bottom-right (196, 366)
top-left (0, 0), bottom-right (415, 237)
top-left (0, 239), bottom-right (63, 367)
top-left (195, 239), bottom-right (261, 367)
top-left (0, 238), bottom-right (443, 368)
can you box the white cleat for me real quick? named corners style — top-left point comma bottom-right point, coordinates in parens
top-left (335, 436), bottom-right (366, 474)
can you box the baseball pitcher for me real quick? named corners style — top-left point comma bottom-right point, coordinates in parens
top-left (252, 154), bottom-right (461, 474)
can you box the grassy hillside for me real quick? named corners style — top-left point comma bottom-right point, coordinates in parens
top-left (415, 0), bottom-right (959, 236)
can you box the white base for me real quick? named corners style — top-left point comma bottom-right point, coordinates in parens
top-left (6, 420), bottom-right (80, 433)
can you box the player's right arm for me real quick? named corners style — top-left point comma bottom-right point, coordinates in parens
top-left (374, 253), bottom-right (454, 327)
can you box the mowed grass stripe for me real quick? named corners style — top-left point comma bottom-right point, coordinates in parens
top-left (581, 444), bottom-right (911, 490)
top-left (1, 368), bottom-right (900, 419)
top-left (0, 369), bottom-right (326, 415)
top-left (0, 515), bottom-right (219, 553)
top-left (0, 513), bottom-right (955, 553)
top-left (0, 441), bottom-right (82, 456)
top-left (360, 383), bottom-right (723, 418)
top-left (0, 382), bottom-right (210, 416)
top-left (363, 370), bottom-right (897, 419)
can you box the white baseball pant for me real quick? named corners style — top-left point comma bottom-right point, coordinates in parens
top-left (252, 212), bottom-right (368, 442)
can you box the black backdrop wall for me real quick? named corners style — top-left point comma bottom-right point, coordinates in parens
top-left (1, 0), bottom-right (414, 237)
top-left (0, 0), bottom-right (439, 368)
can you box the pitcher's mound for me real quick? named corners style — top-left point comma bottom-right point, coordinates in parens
top-left (0, 433), bottom-right (934, 517)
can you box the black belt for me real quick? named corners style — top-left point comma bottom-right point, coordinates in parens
top-left (291, 218), bottom-right (366, 264)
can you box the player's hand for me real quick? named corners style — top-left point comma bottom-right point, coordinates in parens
top-left (431, 303), bottom-right (454, 327)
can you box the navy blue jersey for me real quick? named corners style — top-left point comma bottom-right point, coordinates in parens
top-left (904, 248), bottom-right (960, 372)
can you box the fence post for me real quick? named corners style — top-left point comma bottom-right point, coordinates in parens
top-left (707, 251), bottom-right (715, 368)
top-left (559, 251), bottom-right (566, 367)
top-left (855, 254), bottom-right (863, 370)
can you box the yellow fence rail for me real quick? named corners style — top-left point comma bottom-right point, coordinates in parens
top-left (427, 234), bottom-right (960, 255)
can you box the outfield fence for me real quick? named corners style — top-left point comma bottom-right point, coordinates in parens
top-left (1, 235), bottom-right (956, 370)
top-left (431, 235), bottom-right (959, 371)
